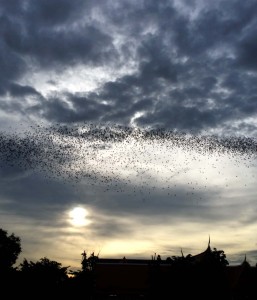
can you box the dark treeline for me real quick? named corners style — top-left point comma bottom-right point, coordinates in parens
top-left (1, 228), bottom-right (257, 299)
top-left (0, 228), bottom-right (97, 298)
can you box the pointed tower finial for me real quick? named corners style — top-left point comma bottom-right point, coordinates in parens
top-left (208, 234), bottom-right (210, 248)
top-left (242, 254), bottom-right (250, 267)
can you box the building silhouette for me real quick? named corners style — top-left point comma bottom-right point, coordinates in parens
top-left (93, 240), bottom-right (257, 299)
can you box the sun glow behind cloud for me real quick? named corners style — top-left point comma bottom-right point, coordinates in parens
top-left (68, 206), bottom-right (91, 227)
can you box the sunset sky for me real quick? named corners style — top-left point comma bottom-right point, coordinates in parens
top-left (0, 0), bottom-right (257, 271)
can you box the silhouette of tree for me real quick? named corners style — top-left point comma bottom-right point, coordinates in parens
top-left (68, 251), bottom-right (99, 298)
top-left (212, 247), bottom-right (229, 267)
top-left (19, 256), bottom-right (69, 281)
top-left (19, 256), bottom-right (69, 296)
top-left (156, 254), bottom-right (161, 262)
top-left (166, 252), bottom-right (193, 266)
top-left (80, 250), bottom-right (99, 272)
top-left (0, 228), bottom-right (21, 272)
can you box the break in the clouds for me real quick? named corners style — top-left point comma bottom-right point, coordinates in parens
top-left (0, 0), bottom-right (257, 135)
top-left (0, 0), bottom-right (257, 270)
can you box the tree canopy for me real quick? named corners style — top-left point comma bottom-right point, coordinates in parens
top-left (0, 228), bottom-right (21, 272)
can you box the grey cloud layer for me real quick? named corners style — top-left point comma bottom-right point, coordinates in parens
top-left (0, 125), bottom-right (256, 229)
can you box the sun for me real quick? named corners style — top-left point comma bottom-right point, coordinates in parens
top-left (69, 206), bottom-right (90, 226)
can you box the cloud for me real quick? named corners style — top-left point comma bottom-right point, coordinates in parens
top-left (0, 0), bottom-right (256, 136)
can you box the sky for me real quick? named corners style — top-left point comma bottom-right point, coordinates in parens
top-left (0, 0), bottom-right (257, 270)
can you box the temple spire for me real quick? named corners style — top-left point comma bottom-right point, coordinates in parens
top-left (181, 248), bottom-right (184, 257)
top-left (208, 235), bottom-right (211, 248)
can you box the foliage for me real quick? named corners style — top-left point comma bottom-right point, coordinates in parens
top-left (81, 251), bottom-right (99, 272)
top-left (166, 253), bottom-right (194, 266)
top-left (0, 228), bottom-right (21, 272)
top-left (69, 251), bottom-right (99, 278)
top-left (212, 247), bottom-right (229, 267)
top-left (19, 257), bottom-right (69, 285)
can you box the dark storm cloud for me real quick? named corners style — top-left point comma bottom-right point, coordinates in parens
top-left (42, 93), bottom-right (111, 123)
top-left (7, 82), bottom-right (41, 97)
top-left (0, 0), bottom-right (115, 93)
top-left (9, 24), bottom-right (115, 68)
top-left (0, 40), bottom-right (26, 94)
top-left (237, 26), bottom-right (257, 70)
top-left (1, 0), bottom-right (257, 134)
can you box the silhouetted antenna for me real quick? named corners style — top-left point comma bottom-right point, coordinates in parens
top-left (152, 252), bottom-right (157, 260)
